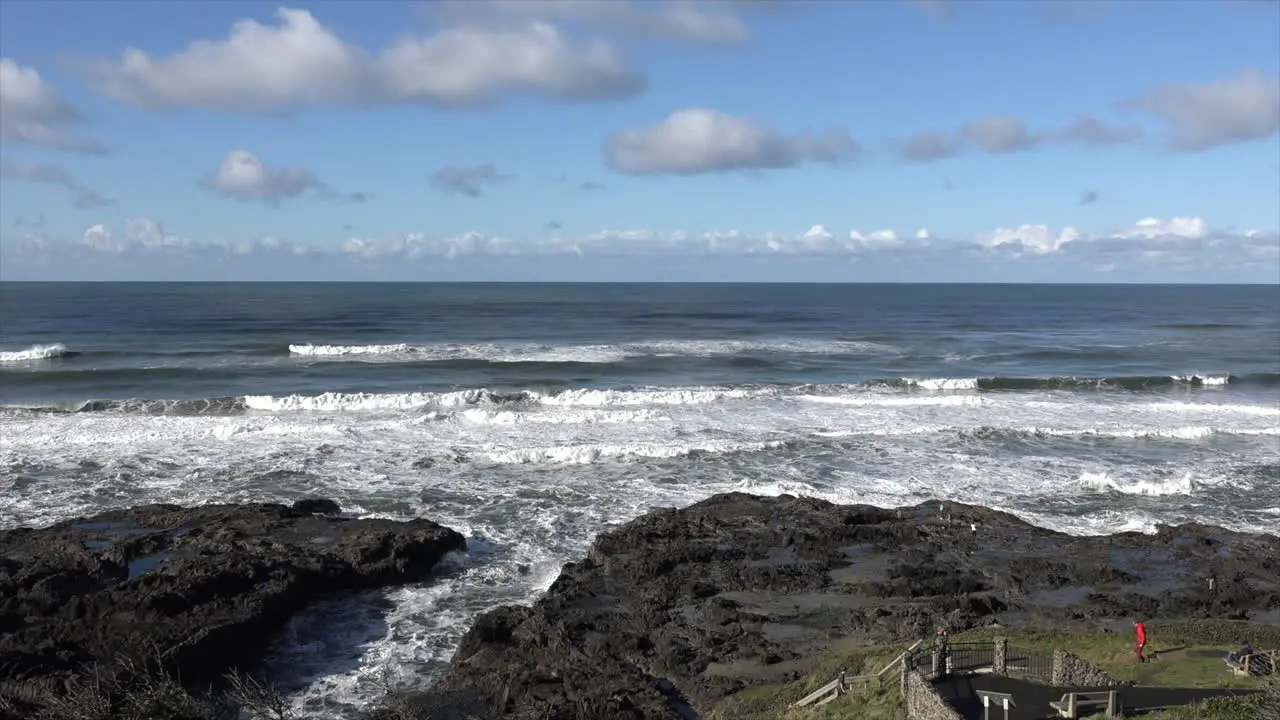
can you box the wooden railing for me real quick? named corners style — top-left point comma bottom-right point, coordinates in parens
top-left (1225, 649), bottom-right (1278, 677)
top-left (789, 639), bottom-right (924, 708)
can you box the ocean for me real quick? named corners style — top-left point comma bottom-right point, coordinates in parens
top-left (2, 282), bottom-right (1278, 715)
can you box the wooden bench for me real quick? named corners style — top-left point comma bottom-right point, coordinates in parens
top-left (1049, 690), bottom-right (1118, 718)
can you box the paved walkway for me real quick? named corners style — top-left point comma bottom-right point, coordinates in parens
top-left (932, 674), bottom-right (1261, 720)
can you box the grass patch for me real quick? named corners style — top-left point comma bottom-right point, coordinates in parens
top-left (710, 621), bottom-right (1278, 720)
top-left (1083, 681), bottom-right (1280, 720)
top-left (707, 642), bottom-right (913, 720)
top-left (783, 684), bottom-right (904, 720)
top-left (957, 620), bottom-right (1277, 689)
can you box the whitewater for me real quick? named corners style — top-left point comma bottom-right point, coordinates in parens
top-left (1, 282), bottom-right (1277, 717)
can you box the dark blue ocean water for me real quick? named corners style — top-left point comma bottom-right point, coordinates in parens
top-left (3, 283), bottom-right (1278, 406)
top-left (1, 282), bottom-right (1277, 715)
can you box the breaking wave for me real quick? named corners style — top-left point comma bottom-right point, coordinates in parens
top-left (5, 380), bottom-right (1277, 419)
top-left (0, 343), bottom-right (75, 363)
top-left (1078, 471), bottom-right (1196, 497)
top-left (287, 338), bottom-right (899, 363)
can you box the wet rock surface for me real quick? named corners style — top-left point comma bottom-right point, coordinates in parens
top-left (0, 499), bottom-right (464, 715)
top-left (421, 493), bottom-right (1279, 720)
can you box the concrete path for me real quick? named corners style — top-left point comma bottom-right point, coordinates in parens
top-left (932, 674), bottom-right (1260, 720)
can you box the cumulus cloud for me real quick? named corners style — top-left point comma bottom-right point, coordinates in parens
top-left (81, 8), bottom-right (644, 113)
top-left (68, 218), bottom-right (314, 259)
top-left (898, 71), bottom-right (1277, 161)
top-left (1058, 115), bottom-right (1145, 146)
top-left (1124, 69), bottom-right (1280, 151)
top-left (898, 113), bottom-right (1141, 162)
top-left (961, 115), bottom-right (1040, 154)
top-left (5, 216), bottom-right (1274, 282)
top-left (431, 164), bottom-right (507, 197)
top-left (203, 149), bottom-right (362, 204)
top-left (606, 108), bottom-right (859, 174)
top-left (0, 160), bottom-right (111, 208)
top-left (431, 0), bottom-right (756, 44)
top-left (900, 131), bottom-right (964, 163)
top-left (0, 59), bottom-right (105, 154)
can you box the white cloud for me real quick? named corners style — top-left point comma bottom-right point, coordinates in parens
top-left (82, 8), bottom-right (644, 113)
top-left (606, 108), bottom-right (859, 174)
top-left (0, 59), bottom-right (104, 154)
top-left (0, 160), bottom-right (111, 208)
top-left (80, 219), bottom-right (192, 253)
top-left (899, 71), bottom-right (1278, 162)
top-left (898, 113), bottom-right (1141, 162)
top-left (961, 115), bottom-right (1039, 154)
top-left (4, 216), bottom-right (1274, 282)
top-left (203, 149), bottom-right (358, 204)
top-left (850, 228), bottom-right (904, 249)
top-left (1114, 216), bottom-right (1209, 240)
top-left (977, 224), bottom-right (1081, 255)
top-left (432, 0), bottom-right (755, 44)
top-left (1126, 69), bottom-right (1280, 151)
top-left (431, 165), bottom-right (506, 197)
top-left (74, 219), bottom-right (313, 258)
top-left (1058, 116), bottom-right (1144, 146)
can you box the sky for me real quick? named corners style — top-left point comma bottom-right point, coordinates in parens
top-left (0, 0), bottom-right (1278, 282)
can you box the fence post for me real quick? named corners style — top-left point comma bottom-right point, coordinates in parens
top-left (993, 637), bottom-right (1008, 675)
top-left (900, 654), bottom-right (908, 695)
top-left (1106, 690), bottom-right (1117, 717)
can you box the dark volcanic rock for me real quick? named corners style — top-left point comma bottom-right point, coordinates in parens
top-left (0, 499), bottom-right (464, 714)
top-left (425, 493), bottom-right (1279, 720)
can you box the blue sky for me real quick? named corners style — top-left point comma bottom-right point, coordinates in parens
top-left (1, 0), bottom-right (1277, 281)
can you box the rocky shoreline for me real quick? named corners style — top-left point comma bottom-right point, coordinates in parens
top-left (2, 493), bottom-right (1277, 719)
top-left (0, 499), bottom-right (464, 719)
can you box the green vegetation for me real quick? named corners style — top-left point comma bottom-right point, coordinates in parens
top-left (1084, 679), bottom-right (1280, 720)
top-left (707, 642), bottom-right (913, 720)
top-left (957, 619), bottom-right (1277, 689)
top-left (709, 620), bottom-right (1279, 720)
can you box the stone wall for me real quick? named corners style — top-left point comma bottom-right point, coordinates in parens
top-left (904, 670), bottom-right (963, 720)
top-left (1052, 650), bottom-right (1120, 687)
top-left (993, 637), bottom-right (1008, 674)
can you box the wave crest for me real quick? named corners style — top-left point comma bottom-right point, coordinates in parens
top-left (0, 343), bottom-right (73, 363)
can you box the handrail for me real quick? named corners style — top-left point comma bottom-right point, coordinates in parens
top-left (793, 678), bottom-right (842, 707)
top-left (790, 638), bottom-right (926, 707)
top-left (877, 639), bottom-right (924, 679)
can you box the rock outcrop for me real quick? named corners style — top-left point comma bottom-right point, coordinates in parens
top-left (419, 493), bottom-right (1279, 720)
top-left (0, 499), bottom-right (464, 716)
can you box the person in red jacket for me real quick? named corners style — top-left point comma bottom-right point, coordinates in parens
top-left (1134, 619), bottom-right (1148, 662)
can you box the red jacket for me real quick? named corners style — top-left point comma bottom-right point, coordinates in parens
top-left (1135, 623), bottom-right (1147, 645)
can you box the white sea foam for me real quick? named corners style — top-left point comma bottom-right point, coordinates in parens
top-left (1171, 374), bottom-right (1230, 386)
top-left (905, 377), bottom-right (980, 391)
top-left (482, 439), bottom-right (789, 465)
top-left (0, 343), bottom-right (71, 363)
top-left (290, 343), bottom-right (413, 356)
top-left (2, 382), bottom-right (1277, 718)
top-left (799, 393), bottom-right (985, 407)
top-left (244, 389), bottom-right (506, 412)
top-left (286, 338), bottom-right (900, 364)
top-left (536, 386), bottom-right (765, 407)
top-left (1078, 470), bottom-right (1196, 497)
top-left (457, 408), bottom-right (661, 425)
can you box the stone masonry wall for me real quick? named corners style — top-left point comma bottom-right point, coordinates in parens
top-left (905, 670), bottom-right (963, 720)
top-left (1052, 650), bottom-right (1120, 687)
